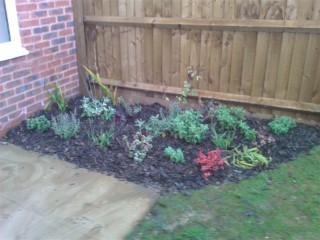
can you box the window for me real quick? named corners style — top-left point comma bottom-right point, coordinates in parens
top-left (0, 0), bottom-right (28, 61)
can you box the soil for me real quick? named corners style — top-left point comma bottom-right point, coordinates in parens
top-left (4, 96), bottom-right (320, 193)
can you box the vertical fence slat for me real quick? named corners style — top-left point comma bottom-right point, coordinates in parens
top-left (199, 0), bottom-right (213, 91)
top-left (135, 0), bottom-right (145, 82)
top-left (209, 1), bottom-right (224, 91)
top-left (127, 0), bottom-right (137, 82)
top-left (143, 0), bottom-right (153, 84)
top-left (180, 0), bottom-right (192, 86)
top-left (219, 0), bottom-right (236, 93)
top-left (153, 0), bottom-right (162, 85)
top-left (171, 0), bottom-right (181, 87)
top-left (119, 0), bottom-right (129, 83)
top-left (162, 0), bottom-right (172, 86)
top-left (110, 0), bottom-right (122, 80)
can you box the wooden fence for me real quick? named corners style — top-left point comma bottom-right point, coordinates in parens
top-left (72, 0), bottom-right (320, 122)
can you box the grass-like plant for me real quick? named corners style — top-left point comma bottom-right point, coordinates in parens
top-left (171, 110), bottom-right (208, 144)
top-left (51, 112), bottom-right (80, 139)
top-left (164, 147), bottom-right (185, 163)
top-left (230, 146), bottom-right (270, 169)
top-left (268, 116), bottom-right (297, 135)
top-left (83, 66), bottom-right (117, 105)
top-left (45, 83), bottom-right (68, 112)
top-left (26, 115), bottom-right (50, 132)
top-left (91, 127), bottom-right (115, 148)
top-left (211, 124), bottom-right (234, 149)
top-left (118, 96), bottom-right (142, 115)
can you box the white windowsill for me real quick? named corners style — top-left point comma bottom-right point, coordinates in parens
top-left (0, 46), bottom-right (29, 62)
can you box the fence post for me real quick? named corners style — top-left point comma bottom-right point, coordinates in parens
top-left (72, 0), bottom-right (88, 96)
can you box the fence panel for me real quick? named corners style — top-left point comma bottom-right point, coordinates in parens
top-left (73, 0), bottom-right (320, 122)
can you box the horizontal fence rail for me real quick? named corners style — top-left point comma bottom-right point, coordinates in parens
top-left (73, 0), bottom-right (320, 123)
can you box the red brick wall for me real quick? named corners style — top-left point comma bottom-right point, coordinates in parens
top-left (0, 0), bottom-right (80, 137)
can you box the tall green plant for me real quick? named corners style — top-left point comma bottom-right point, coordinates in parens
top-left (83, 66), bottom-right (117, 105)
top-left (45, 83), bottom-right (68, 112)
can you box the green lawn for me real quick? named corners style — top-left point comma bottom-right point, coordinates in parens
top-left (127, 146), bottom-right (320, 240)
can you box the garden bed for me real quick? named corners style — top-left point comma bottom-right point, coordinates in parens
top-left (4, 96), bottom-right (320, 193)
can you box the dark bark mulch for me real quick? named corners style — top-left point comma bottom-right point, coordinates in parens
top-left (4, 96), bottom-right (320, 194)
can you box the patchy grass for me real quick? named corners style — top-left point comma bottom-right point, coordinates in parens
top-left (127, 146), bottom-right (320, 240)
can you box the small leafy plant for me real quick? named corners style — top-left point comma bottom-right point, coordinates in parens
top-left (45, 83), bottom-right (68, 112)
top-left (195, 149), bottom-right (227, 180)
top-left (164, 147), bottom-right (185, 163)
top-left (230, 146), bottom-right (270, 169)
top-left (81, 97), bottom-right (115, 121)
top-left (90, 127), bottom-right (115, 148)
top-left (83, 66), bottom-right (117, 105)
top-left (145, 109), bottom-right (172, 137)
top-left (268, 116), bottom-right (296, 135)
top-left (238, 121), bottom-right (257, 141)
top-left (172, 110), bottom-right (208, 144)
top-left (26, 115), bottom-right (50, 132)
top-left (123, 132), bottom-right (153, 162)
top-left (177, 67), bottom-right (202, 104)
top-left (51, 112), bottom-right (80, 139)
top-left (211, 124), bottom-right (234, 149)
top-left (118, 97), bottom-right (141, 115)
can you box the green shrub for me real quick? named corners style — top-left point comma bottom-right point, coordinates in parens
top-left (145, 109), bottom-right (172, 137)
top-left (90, 127), bottom-right (115, 148)
top-left (51, 113), bottom-right (80, 139)
top-left (26, 115), bottom-right (50, 132)
top-left (118, 96), bottom-right (141, 115)
top-left (211, 124), bottom-right (234, 149)
top-left (213, 105), bottom-right (256, 141)
top-left (268, 116), bottom-right (296, 135)
top-left (231, 146), bottom-right (271, 169)
top-left (238, 121), bottom-right (257, 141)
top-left (164, 147), bottom-right (185, 163)
top-left (172, 110), bottom-right (208, 144)
top-left (81, 97), bottom-right (115, 121)
top-left (123, 132), bottom-right (153, 162)
top-left (212, 105), bottom-right (245, 131)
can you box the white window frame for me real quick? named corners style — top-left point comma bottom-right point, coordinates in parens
top-left (0, 0), bottom-right (28, 62)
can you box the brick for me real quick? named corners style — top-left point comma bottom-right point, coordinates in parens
top-left (67, 35), bottom-right (75, 42)
top-left (52, 37), bottom-right (66, 45)
top-left (18, 98), bottom-right (35, 108)
top-left (39, 2), bottom-right (55, 9)
top-left (33, 26), bottom-right (49, 34)
top-left (42, 32), bottom-right (58, 40)
top-left (0, 105), bottom-right (17, 116)
top-left (40, 17), bottom-right (56, 25)
top-left (13, 69), bottom-right (30, 79)
top-left (0, 74), bottom-right (12, 83)
top-left (60, 42), bottom-right (73, 50)
top-left (0, 60), bottom-right (10, 67)
top-left (33, 79), bottom-right (46, 88)
top-left (19, 19), bottom-right (39, 28)
top-left (2, 65), bottom-right (19, 74)
top-left (49, 9), bottom-right (63, 16)
top-left (20, 29), bottom-right (32, 37)
top-left (58, 15), bottom-right (70, 22)
top-left (0, 100), bottom-right (7, 108)
top-left (62, 55), bottom-right (76, 64)
top-left (59, 29), bottom-right (72, 37)
top-left (34, 41), bottom-right (50, 49)
top-left (33, 10), bottom-right (47, 17)
top-left (22, 35), bottom-right (41, 44)
top-left (40, 69), bottom-right (55, 78)
top-left (26, 87), bottom-right (42, 97)
top-left (65, 7), bottom-right (73, 13)
top-left (66, 21), bottom-right (74, 28)
top-left (55, 51), bottom-right (68, 59)
top-left (7, 94), bottom-right (26, 105)
top-left (55, 1), bottom-right (70, 7)
top-left (27, 74), bottom-right (39, 81)
top-left (16, 4), bottom-right (37, 12)
top-left (5, 79), bottom-right (24, 89)
top-left (27, 102), bottom-right (43, 113)
top-left (0, 90), bottom-right (14, 99)
top-left (51, 23), bottom-right (65, 31)
top-left (15, 84), bottom-right (32, 94)
top-left (64, 68), bottom-right (77, 77)
top-left (18, 12), bottom-right (30, 20)
top-left (69, 48), bottom-right (76, 54)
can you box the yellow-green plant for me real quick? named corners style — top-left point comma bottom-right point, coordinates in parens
top-left (45, 83), bottom-right (68, 112)
top-left (83, 66), bottom-right (117, 105)
top-left (230, 146), bottom-right (270, 169)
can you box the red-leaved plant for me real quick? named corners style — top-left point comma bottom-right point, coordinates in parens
top-left (195, 149), bottom-right (226, 180)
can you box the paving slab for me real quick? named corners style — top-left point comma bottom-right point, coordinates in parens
top-left (0, 144), bottom-right (158, 240)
